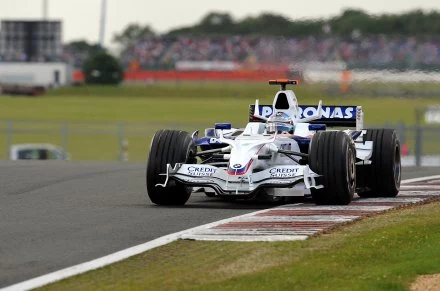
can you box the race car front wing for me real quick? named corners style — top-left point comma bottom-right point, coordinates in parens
top-left (156, 164), bottom-right (322, 196)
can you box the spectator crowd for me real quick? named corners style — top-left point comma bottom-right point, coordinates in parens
top-left (1, 35), bottom-right (439, 71)
top-left (119, 35), bottom-right (440, 70)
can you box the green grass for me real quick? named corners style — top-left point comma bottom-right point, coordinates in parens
top-left (1, 82), bottom-right (439, 160)
top-left (2, 83), bottom-right (438, 124)
top-left (39, 200), bottom-right (440, 291)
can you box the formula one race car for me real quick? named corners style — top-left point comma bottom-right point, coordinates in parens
top-left (146, 80), bottom-right (401, 205)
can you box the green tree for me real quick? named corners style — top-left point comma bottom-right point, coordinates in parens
top-left (169, 12), bottom-right (235, 35)
top-left (165, 9), bottom-right (440, 36)
top-left (83, 53), bottom-right (123, 85)
top-left (237, 13), bottom-right (293, 35)
top-left (113, 24), bottom-right (155, 49)
top-left (198, 12), bottom-right (235, 33)
top-left (64, 40), bottom-right (102, 54)
top-left (330, 9), bottom-right (371, 36)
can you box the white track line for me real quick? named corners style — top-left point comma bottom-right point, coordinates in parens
top-left (2, 176), bottom-right (439, 291)
top-left (401, 175), bottom-right (440, 184)
top-left (399, 191), bottom-right (440, 196)
top-left (400, 185), bottom-right (440, 190)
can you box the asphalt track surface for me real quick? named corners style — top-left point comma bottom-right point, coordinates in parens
top-left (0, 161), bottom-right (439, 288)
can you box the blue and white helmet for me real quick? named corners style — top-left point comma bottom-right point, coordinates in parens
top-left (266, 112), bottom-right (295, 134)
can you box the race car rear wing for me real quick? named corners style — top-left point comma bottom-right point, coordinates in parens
top-left (249, 105), bottom-right (364, 129)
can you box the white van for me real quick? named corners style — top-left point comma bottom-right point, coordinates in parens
top-left (9, 144), bottom-right (70, 160)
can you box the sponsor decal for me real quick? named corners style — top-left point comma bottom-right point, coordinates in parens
top-left (227, 160), bottom-right (253, 176)
top-left (182, 178), bottom-right (214, 183)
top-left (260, 106), bottom-right (273, 117)
top-left (236, 176), bottom-right (249, 182)
top-left (299, 106), bottom-right (354, 119)
top-left (269, 167), bottom-right (299, 178)
top-left (257, 105), bottom-right (356, 120)
top-left (187, 166), bottom-right (216, 177)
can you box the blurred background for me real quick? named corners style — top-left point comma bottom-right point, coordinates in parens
top-left (0, 0), bottom-right (439, 165)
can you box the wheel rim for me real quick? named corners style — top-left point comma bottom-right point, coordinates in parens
top-left (347, 147), bottom-right (356, 190)
top-left (394, 145), bottom-right (401, 187)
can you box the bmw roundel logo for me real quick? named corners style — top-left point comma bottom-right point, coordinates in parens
top-left (233, 164), bottom-right (242, 169)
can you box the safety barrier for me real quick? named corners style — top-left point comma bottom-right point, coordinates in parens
top-left (72, 70), bottom-right (289, 83)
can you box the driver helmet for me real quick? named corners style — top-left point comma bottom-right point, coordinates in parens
top-left (266, 112), bottom-right (295, 134)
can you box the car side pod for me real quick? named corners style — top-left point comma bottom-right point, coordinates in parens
top-left (355, 140), bottom-right (373, 161)
top-left (303, 166), bottom-right (323, 190)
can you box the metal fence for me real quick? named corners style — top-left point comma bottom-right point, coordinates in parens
top-left (392, 123), bottom-right (440, 166)
top-left (1, 119), bottom-right (439, 165)
top-left (0, 119), bottom-right (206, 162)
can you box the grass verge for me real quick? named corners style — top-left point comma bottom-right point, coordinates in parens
top-left (1, 83), bottom-right (437, 125)
top-left (39, 200), bottom-right (440, 291)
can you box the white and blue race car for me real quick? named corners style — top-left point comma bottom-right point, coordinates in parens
top-left (146, 80), bottom-right (401, 205)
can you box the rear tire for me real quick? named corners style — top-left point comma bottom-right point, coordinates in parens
top-left (309, 131), bottom-right (356, 205)
top-left (357, 129), bottom-right (401, 198)
top-left (146, 130), bottom-right (196, 205)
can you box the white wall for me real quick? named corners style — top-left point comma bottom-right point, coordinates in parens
top-left (0, 62), bottom-right (72, 87)
top-left (304, 69), bottom-right (440, 83)
top-left (176, 61), bottom-right (238, 71)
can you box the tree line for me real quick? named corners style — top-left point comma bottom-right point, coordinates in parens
top-left (168, 9), bottom-right (440, 36)
top-left (105, 9), bottom-right (440, 50)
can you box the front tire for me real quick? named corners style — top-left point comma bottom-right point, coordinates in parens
top-left (357, 129), bottom-right (401, 198)
top-left (146, 130), bottom-right (196, 205)
top-left (309, 131), bottom-right (356, 205)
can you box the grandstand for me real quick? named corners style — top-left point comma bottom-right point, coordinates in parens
top-left (2, 34), bottom-right (438, 73)
top-left (118, 35), bottom-right (440, 71)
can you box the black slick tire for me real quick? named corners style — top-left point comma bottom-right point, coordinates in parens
top-left (146, 130), bottom-right (196, 205)
top-left (357, 129), bottom-right (401, 198)
top-left (309, 131), bottom-right (356, 205)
